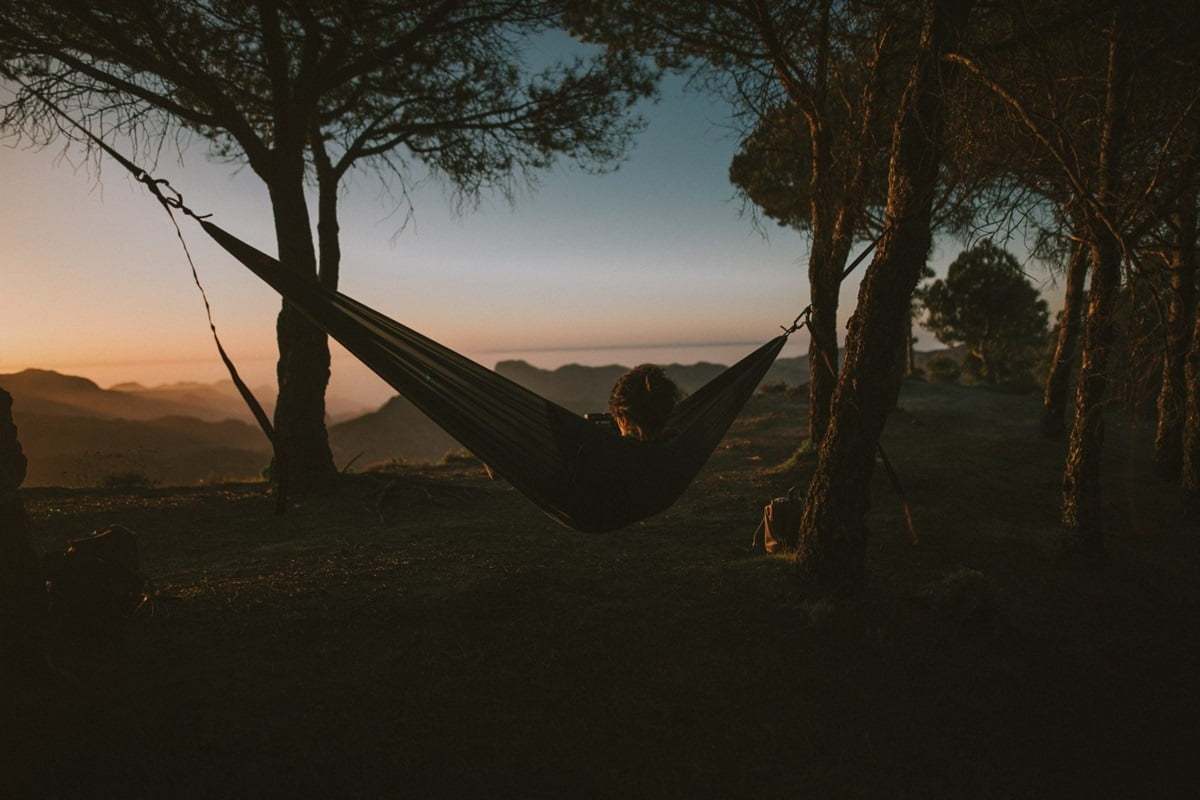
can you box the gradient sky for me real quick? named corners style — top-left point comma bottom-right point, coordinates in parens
top-left (0, 75), bottom-right (1030, 410)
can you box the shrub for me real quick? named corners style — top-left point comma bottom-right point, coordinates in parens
top-left (926, 355), bottom-right (961, 384)
top-left (366, 456), bottom-right (415, 474)
top-left (101, 471), bottom-right (160, 490)
top-left (66, 449), bottom-right (160, 489)
top-left (915, 567), bottom-right (1015, 630)
top-left (757, 381), bottom-right (790, 396)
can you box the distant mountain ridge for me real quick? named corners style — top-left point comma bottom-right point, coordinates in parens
top-left (1, 368), bottom-right (270, 423)
top-left (1, 369), bottom-right (275, 486)
top-left (329, 352), bottom-right (814, 468)
top-left (2, 351), bottom-right (838, 485)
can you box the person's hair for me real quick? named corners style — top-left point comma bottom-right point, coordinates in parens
top-left (608, 364), bottom-right (681, 440)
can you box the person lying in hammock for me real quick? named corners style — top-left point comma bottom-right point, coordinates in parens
top-left (608, 364), bottom-right (682, 441)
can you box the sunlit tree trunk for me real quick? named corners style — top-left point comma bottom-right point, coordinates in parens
top-left (1062, 225), bottom-right (1121, 552)
top-left (1041, 238), bottom-right (1090, 437)
top-left (1062, 13), bottom-right (1129, 557)
top-left (796, 0), bottom-right (972, 588)
top-left (1154, 198), bottom-right (1197, 481)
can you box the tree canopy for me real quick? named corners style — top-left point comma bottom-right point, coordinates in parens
top-left (921, 240), bottom-right (1049, 388)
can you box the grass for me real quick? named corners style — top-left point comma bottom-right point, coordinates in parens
top-left (6, 381), bottom-right (1198, 798)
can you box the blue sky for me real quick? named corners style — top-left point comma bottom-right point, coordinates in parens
top-left (0, 73), bottom-right (1030, 409)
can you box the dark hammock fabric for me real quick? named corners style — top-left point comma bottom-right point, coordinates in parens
top-left (199, 220), bottom-right (787, 532)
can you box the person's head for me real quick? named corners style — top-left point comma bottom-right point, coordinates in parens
top-left (608, 364), bottom-right (681, 440)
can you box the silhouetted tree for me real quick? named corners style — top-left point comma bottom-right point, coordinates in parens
top-left (795, 0), bottom-right (973, 588)
top-left (949, 0), bottom-right (1200, 557)
top-left (1152, 187), bottom-right (1199, 481)
top-left (0, 1), bottom-right (652, 492)
top-left (568, 0), bottom-right (906, 447)
top-left (921, 240), bottom-right (1048, 388)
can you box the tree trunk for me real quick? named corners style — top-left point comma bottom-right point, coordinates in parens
top-left (805, 117), bottom-right (840, 446)
top-left (1062, 225), bottom-right (1121, 553)
top-left (0, 388), bottom-right (48, 681)
top-left (1181, 302), bottom-right (1200, 512)
top-left (267, 160), bottom-right (336, 494)
top-left (1041, 239), bottom-right (1089, 437)
top-left (796, 0), bottom-right (972, 588)
top-left (1061, 14), bottom-right (1129, 557)
top-left (311, 127), bottom-right (343, 292)
top-left (800, 8), bottom-right (883, 447)
top-left (977, 352), bottom-right (993, 384)
top-left (1153, 200), bottom-right (1197, 481)
top-left (807, 240), bottom-right (842, 444)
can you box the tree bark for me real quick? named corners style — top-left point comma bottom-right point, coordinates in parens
top-left (267, 155), bottom-right (336, 494)
top-left (796, 0), bottom-right (972, 588)
top-left (1062, 224), bottom-right (1121, 553)
top-left (1181, 301), bottom-right (1200, 512)
top-left (1061, 13), bottom-right (1130, 557)
top-left (1153, 199), bottom-right (1197, 481)
top-left (1, 388), bottom-right (49, 681)
top-left (807, 233), bottom-right (842, 444)
top-left (1041, 239), bottom-right (1089, 437)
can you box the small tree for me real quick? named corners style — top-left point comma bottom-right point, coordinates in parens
top-left (921, 241), bottom-right (1049, 389)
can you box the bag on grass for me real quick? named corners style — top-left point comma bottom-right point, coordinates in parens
top-left (751, 488), bottom-right (803, 554)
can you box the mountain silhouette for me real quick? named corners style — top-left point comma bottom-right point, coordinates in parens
top-left (1, 368), bottom-right (256, 422)
top-left (327, 354), bottom-right (812, 468)
top-left (3, 353), bottom-right (822, 485)
top-left (2, 370), bottom-right (272, 486)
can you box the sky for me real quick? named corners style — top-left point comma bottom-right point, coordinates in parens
top-left (0, 72), bottom-right (1035, 412)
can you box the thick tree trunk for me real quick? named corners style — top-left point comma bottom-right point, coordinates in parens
top-left (1153, 201), bottom-right (1196, 481)
top-left (1062, 226), bottom-right (1121, 553)
top-left (267, 163), bottom-right (336, 494)
top-left (1041, 240), bottom-right (1089, 437)
top-left (1061, 14), bottom-right (1130, 558)
top-left (1, 388), bottom-right (48, 680)
top-left (796, 0), bottom-right (971, 588)
top-left (1181, 303), bottom-right (1200, 511)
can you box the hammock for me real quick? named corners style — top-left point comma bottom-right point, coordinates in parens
top-left (21, 84), bottom-right (873, 534)
top-left (197, 220), bottom-right (788, 532)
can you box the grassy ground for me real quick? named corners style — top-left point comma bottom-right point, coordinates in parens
top-left (6, 381), bottom-right (1198, 799)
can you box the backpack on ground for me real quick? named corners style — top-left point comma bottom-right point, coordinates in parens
top-left (751, 488), bottom-right (803, 554)
top-left (43, 524), bottom-right (147, 643)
